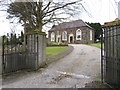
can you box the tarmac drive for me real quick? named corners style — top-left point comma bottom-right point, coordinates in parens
top-left (2, 44), bottom-right (101, 88)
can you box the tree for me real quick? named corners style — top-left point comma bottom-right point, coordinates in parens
top-left (7, 0), bottom-right (84, 32)
top-left (20, 31), bottom-right (24, 42)
top-left (86, 22), bottom-right (102, 42)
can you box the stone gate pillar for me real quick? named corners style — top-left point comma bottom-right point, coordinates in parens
top-left (26, 32), bottom-right (46, 70)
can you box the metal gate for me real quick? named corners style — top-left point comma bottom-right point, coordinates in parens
top-left (101, 24), bottom-right (120, 88)
top-left (2, 33), bottom-right (39, 74)
top-left (2, 33), bottom-right (27, 73)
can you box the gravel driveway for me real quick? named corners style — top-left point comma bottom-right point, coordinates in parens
top-left (2, 44), bottom-right (101, 88)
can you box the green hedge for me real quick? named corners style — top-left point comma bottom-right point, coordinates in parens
top-left (47, 42), bottom-right (68, 45)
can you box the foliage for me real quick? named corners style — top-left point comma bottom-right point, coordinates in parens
top-left (47, 42), bottom-right (58, 45)
top-left (86, 22), bottom-right (102, 42)
top-left (59, 42), bottom-right (68, 45)
top-left (47, 42), bottom-right (68, 45)
top-left (46, 46), bottom-right (68, 57)
top-left (87, 42), bottom-right (104, 48)
top-left (20, 31), bottom-right (24, 42)
top-left (3, 32), bottom-right (24, 45)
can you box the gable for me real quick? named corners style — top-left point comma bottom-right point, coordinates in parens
top-left (49, 19), bottom-right (94, 31)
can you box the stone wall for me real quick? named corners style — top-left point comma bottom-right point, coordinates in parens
top-left (27, 34), bottom-right (46, 70)
top-left (48, 26), bottom-right (94, 44)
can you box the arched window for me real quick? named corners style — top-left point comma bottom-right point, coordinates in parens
top-left (62, 31), bottom-right (67, 40)
top-left (51, 32), bottom-right (55, 41)
top-left (90, 30), bottom-right (92, 40)
top-left (76, 29), bottom-right (81, 40)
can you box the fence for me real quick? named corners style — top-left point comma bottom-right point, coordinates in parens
top-left (101, 25), bottom-right (120, 88)
top-left (2, 33), bottom-right (46, 74)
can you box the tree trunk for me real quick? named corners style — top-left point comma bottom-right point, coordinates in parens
top-left (24, 28), bottom-right (26, 48)
top-left (39, 22), bottom-right (43, 32)
top-left (24, 21), bottom-right (26, 48)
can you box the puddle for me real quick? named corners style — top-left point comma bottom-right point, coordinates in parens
top-left (57, 71), bottom-right (90, 79)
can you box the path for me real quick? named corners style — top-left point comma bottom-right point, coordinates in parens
top-left (2, 44), bottom-right (101, 88)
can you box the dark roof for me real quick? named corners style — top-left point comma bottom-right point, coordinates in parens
top-left (49, 19), bottom-right (93, 31)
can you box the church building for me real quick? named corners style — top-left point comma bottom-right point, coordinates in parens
top-left (48, 19), bottom-right (94, 44)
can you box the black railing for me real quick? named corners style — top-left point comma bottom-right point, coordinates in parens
top-left (2, 33), bottom-right (27, 73)
top-left (101, 25), bottom-right (120, 88)
top-left (2, 33), bottom-right (39, 74)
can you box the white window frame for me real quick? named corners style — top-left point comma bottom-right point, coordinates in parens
top-left (76, 29), bottom-right (82, 40)
top-left (62, 31), bottom-right (67, 41)
top-left (90, 30), bottom-right (92, 40)
top-left (51, 32), bottom-right (55, 41)
top-left (56, 35), bottom-right (61, 43)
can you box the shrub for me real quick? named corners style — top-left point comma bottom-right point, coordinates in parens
top-left (47, 42), bottom-right (58, 45)
top-left (59, 42), bottom-right (68, 45)
top-left (47, 42), bottom-right (68, 46)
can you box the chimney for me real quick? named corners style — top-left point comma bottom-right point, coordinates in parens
top-left (118, 1), bottom-right (120, 19)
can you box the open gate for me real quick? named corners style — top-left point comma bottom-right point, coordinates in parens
top-left (2, 33), bottom-right (28, 73)
top-left (101, 24), bottom-right (120, 88)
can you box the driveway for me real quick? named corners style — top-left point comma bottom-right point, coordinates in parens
top-left (2, 44), bottom-right (101, 88)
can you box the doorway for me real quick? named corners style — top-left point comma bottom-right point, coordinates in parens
top-left (70, 36), bottom-right (73, 43)
top-left (69, 34), bottom-right (74, 43)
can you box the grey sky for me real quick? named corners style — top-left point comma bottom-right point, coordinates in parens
top-left (0, 0), bottom-right (120, 36)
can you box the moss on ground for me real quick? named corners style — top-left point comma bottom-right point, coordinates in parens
top-left (26, 29), bottom-right (47, 35)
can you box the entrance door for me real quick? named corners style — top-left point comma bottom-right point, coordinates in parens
top-left (69, 34), bottom-right (74, 43)
top-left (70, 36), bottom-right (73, 43)
top-left (58, 37), bottom-right (60, 43)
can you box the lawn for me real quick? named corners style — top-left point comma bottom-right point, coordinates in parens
top-left (87, 42), bottom-right (104, 48)
top-left (46, 46), bottom-right (68, 57)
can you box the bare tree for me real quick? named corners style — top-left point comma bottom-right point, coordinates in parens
top-left (6, 0), bottom-right (84, 31)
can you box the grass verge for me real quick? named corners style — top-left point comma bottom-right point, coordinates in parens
top-left (87, 42), bottom-right (104, 49)
top-left (46, 46), bottom-right (68, 57)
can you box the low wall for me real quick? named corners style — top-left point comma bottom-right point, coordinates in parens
top-left (46, 45), bottom-right (74, 64)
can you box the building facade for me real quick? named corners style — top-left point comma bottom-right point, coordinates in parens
top-left (48, 20), bottom-right (94, 44)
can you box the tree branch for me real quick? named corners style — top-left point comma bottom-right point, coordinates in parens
top-left (42, 2), bottom-right (51, 11)
top-left (45, 1), bottom-right (77, 15)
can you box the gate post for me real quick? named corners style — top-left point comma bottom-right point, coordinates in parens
top-left (26, 32), bottom-right (46, 70)
top-left (101, 28), bottom-right (104, 83)
top-left (2, 36), bottom-right (5, 74)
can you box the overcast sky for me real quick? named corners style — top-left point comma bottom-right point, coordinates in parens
top-left (0, 0), bottom-right (120, 36)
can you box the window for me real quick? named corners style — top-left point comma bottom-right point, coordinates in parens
top-left (76, 29), bottom-right (81, 40)
top-left (51, 32), bottom-right (55, 41)
top-left (62, 31), bottom-right (67, 40)
top-left (90, 30), bottom-right (92, 40)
